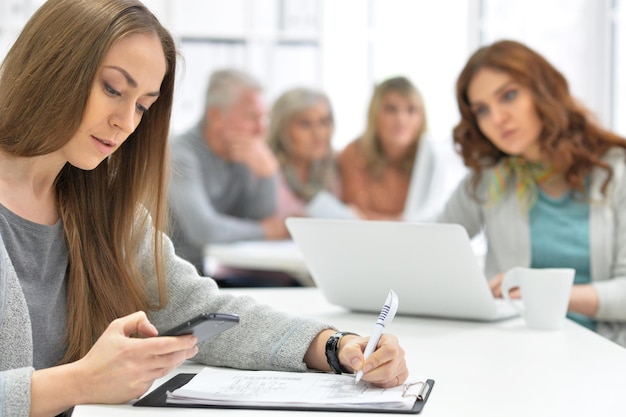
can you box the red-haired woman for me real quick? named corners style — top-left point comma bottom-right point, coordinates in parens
top-left (439, 40), bottom-right (626, 345)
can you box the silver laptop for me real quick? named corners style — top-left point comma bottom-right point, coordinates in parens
top-left (286, 218), bottom-right (518, 321)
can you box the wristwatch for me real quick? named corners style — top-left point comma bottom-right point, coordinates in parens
top-left (325, 331), bottom-right (358, 374)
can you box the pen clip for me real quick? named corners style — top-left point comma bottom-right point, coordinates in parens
top-left (377, 289), bottom-right (399, 327)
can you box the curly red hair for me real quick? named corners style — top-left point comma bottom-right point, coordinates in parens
top-left (454, 39), bottom-right (626, 195)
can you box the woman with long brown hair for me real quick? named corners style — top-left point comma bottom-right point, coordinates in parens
top-left (439, 39), bottom-right (626, 344)
top-left (0, 1), bottom-right (407, 415)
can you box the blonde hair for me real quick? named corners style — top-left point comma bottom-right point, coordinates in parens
top-left (0, 0), bottom-right (177, 363)
top-left (358, 76), bottom-right (427, 177)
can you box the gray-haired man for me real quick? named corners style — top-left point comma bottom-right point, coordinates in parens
top-left (169, 69), bottom-right (290, 276)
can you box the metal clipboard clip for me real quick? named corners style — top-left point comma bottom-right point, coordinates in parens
top-left (402, 381), bottom-right (431, 401)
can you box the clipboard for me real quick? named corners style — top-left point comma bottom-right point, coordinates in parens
top-left (134, 373), bottom-right (435, 414)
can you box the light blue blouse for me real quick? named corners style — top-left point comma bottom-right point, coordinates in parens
top-left (529, 188), bottom-right (595, 331)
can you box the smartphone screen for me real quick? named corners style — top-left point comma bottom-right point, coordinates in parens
top-left (160, 313), bottom-right (239, 344)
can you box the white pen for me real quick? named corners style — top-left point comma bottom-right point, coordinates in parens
top-left (354, 289), bottom-right (399, 384)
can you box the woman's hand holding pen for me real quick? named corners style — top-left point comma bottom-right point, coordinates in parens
top-left (339, 333), bottom-right (409, 388)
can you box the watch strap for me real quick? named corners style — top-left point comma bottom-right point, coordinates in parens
top-left (325, 331), bottom-right (358, 374)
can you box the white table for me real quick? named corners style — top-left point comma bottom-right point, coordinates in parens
top-left (203, 240), bottom-right (313, 286)
top-left (74, 288), bottom-right (626, 416)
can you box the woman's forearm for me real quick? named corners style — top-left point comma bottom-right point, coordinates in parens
top-left (568, 284), bottom-right (599, 317)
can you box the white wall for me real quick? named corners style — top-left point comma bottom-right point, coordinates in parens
top-left (615, 0), bottom-right (626, 135)
top-left (1, 0), bottom-right (624, 146)
top-left (481, 0), bottom-right (613, 128)
top-left (137, 0), bottom-right (626, 145)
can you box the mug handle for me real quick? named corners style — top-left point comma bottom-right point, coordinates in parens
top-left (501, 267), bottom-right (524, 313)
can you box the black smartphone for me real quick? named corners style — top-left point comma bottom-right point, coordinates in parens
top-left (160, 313), bottom-right (239, 344)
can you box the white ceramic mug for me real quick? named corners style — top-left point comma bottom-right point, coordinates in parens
top-left (501, 267), bottom-right (575, 330)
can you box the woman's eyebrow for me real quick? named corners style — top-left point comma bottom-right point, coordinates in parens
top-left (469, 80), bottom-right (516, 107)
top-left (104, 65), bottom-right (160, 97)
top-left (493, 80), bottom-right (516, 96)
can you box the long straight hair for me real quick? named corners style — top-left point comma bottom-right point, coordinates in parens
top-left (358, 76), bottom-right (428, 178)
top-left (0, 0), bottom-right (177, 363)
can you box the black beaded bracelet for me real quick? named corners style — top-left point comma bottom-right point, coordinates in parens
top-left (325, 331), bottom-right (358, 374)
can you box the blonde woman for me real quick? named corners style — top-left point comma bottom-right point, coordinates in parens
top-left (338, 76), bottom-right (429, 220)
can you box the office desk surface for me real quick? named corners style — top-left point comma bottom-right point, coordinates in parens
top-left (74, 287), bottom-right (626, 417)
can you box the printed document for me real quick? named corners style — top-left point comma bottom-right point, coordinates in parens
top-left (166, 367), bottom-right (420, 410)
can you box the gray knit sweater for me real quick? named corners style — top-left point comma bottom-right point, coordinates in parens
top-left (438, 147), bottom-right (626, 346)
top-left (0, 220), bottom-right (330, 416)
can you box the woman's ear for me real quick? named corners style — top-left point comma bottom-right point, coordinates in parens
top-left (207, 107), bottom-right (223, 129)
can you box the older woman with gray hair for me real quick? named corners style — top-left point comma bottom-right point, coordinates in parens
top-left (268, 88), bottom-right (358, 219)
